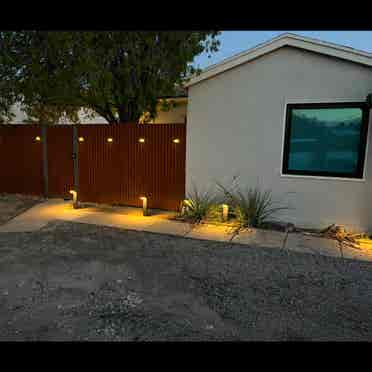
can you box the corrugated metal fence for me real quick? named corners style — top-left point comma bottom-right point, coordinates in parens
top-left (47, 126), bottom-right (75, 197)
top-left (0, 124), bottom-right (186, 211)
top-left (0, 125), bottom-right (44, 195)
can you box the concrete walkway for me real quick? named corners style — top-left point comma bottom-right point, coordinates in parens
top-left (1, 198), bottom-right (372, 262)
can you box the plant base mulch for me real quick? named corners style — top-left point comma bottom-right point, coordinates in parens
top-left (297, 224), bottom-right (370, 251)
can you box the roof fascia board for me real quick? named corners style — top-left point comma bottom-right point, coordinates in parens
top-left (185, 34), bottom-right (372, 87)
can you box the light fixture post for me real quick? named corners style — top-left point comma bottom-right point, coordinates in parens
top-left (69, 190), bottom-right (78, 209)
top-left (140, 196), bottom-right (149, 216)
top-left (222, 204), bottom-right (229, 222)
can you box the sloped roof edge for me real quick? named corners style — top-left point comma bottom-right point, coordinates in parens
top-left (185, 33), bottom-right (372, 87)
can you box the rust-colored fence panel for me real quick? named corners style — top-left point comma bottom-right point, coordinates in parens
top-left (77, 124), bottom-right (186, 211)
top-left (47, 126), bottom-right (74, 198)
top-left (0, 125), bottom-right (44, 196)
top-left (0, 123), bottom-right (186, 211)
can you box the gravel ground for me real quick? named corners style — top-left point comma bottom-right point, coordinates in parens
top-left (0, 193), bottom-right (43, 225)
top-left (0, 219), bottom-right (372, 341)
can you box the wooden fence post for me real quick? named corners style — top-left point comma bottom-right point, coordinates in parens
top-left (72, 125), bottom-right (79, 199)
top-left (41, 125), bottom-right (48, 197)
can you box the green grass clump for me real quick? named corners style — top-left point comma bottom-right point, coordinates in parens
top-left (217, 181), bottom-right (288, 229)
top-left (180, 185), bottom-right (219, 224)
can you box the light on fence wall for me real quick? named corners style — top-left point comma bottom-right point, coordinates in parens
top-left (173, 138), bottom-right (180, 144)
top-left (69, 190), bottom-right (78, 209)
top-left (138, 138), bottom-right (145, 143)
top-left (107, 137), bottom-right (113, 143)
top-left (78, 137), bottom-right (85, 143)
top-left (140, 196), bottom-right (149, 216)
top-left (222, 204), bottom-right (229, 221)
top-left (35, 136), bottom-right (41, 142)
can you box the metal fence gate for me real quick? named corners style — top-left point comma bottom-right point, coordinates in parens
top-left (0, 123), bottom-right (186, 211)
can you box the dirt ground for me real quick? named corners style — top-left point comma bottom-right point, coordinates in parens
top-left (0, 219), bottom-right (372, 341)
top-left (0, 194), bottom-right (43, 225)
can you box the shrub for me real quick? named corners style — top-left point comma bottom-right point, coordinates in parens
top-left (217, 181), bottom-right (289, 229)
top-left (180, 185), bottom-right (219, 224)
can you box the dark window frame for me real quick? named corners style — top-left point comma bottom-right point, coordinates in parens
top-left (282, 102), bottom-right (370, 179)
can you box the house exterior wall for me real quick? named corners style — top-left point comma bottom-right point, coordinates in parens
top-left (7, 103), bottom-right (108, 124)
top-left (187, 46), bottom-right (372, 231)
top-left (8, 102), bottom-right (28, 123)
top-left (8, 101), bottom-right (187, 124)
top-left (151, 101), bottom-right (187, 124)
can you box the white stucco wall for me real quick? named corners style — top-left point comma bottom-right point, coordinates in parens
top-left (7, 103), bottom-right (108, 124)
top-left (151, 101), bottom-right (187, 124)
top-left (8, 101), bottom-right (187, 124)
top-left (187, 46), bottom-right (372, 231)
top-left (8, 102), bottom-right (28, 123)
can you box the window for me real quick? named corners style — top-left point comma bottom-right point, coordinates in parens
top-left (282, 102), bottom-right (370, 179)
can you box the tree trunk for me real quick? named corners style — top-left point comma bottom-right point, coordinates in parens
top-left (90, 106), bottom-right (118, 125)
top-left (118, 102), bottom-right (141, 124)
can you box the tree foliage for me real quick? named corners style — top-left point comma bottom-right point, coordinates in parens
top-left (0, 31), bottom-right (220, 124)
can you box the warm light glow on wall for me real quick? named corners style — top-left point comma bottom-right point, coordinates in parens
top-left (138, 138), bottom-right (145, 143)
top-left (173, 138), bottom-right (180, 143)
top-left (107, 137), bottom-right (113, 143)
top-left (35, 136), bottom-right (41, 142)
top-left (78, 137), bottom-right (85, 142)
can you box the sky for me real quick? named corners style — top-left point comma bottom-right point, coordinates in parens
top-left (193, 31), bottom-right (372, 69)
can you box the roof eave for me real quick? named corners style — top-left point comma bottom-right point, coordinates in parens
top-left (185, 34), bottom-right (372, 88)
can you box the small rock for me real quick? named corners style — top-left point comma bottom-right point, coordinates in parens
top-left (205, 324), bottom-right (214, 330)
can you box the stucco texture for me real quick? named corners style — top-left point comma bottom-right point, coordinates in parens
top-left (186, 46), bottom-right (372, 231)
top-left (8, 102), bottom-right (186, 125)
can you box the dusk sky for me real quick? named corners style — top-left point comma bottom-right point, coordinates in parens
top-left (193, 31), bottom-right (372, 69)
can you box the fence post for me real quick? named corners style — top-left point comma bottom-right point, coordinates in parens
top-left (72, 125), bottom-right (79, 199)
top-left (41, 125), bottom-right (48, 197)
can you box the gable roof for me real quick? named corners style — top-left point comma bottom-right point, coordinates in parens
top-left (185, 33), bottom-right (372, 88)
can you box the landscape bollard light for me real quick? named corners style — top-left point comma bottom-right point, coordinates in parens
top-left (222, 204), bottom-right (229, 221)
top-left (140, 196), bottom-right (149, 216)
top-left (69, 190), bottom-right (78, 209)
top-left (180, 200), bottom-right (187, 215)
top-left (182, 199), bottom-right (193, 214)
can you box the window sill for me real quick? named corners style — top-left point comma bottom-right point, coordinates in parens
top-left (280, 173), bottom-right (366, 183)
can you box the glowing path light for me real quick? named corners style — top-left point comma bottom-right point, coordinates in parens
top-left (222, 204), bottom-right (229, 221)
top-left (69, 190), bottom-right (78, 209)
top-left (140, 196), bottom-right (149, 216)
